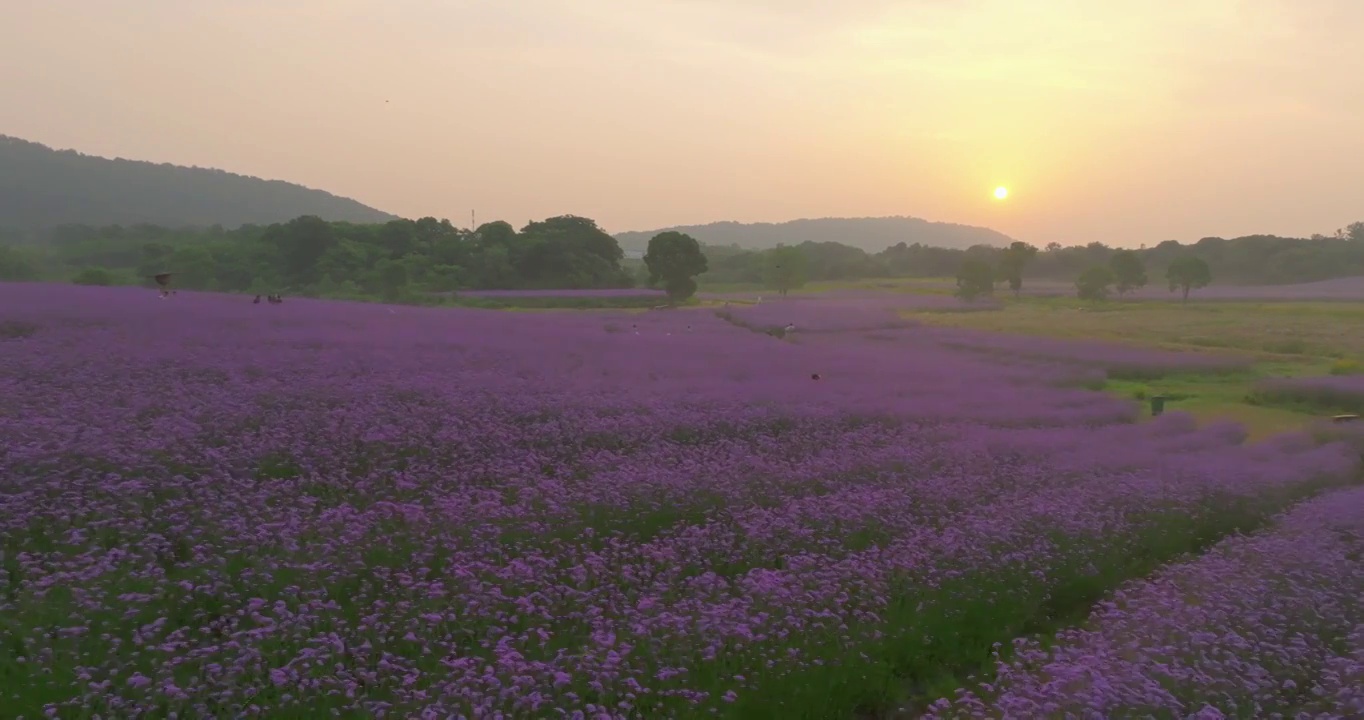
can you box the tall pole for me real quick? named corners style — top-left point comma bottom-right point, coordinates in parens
top-left (471, 210), bottom-right (475, 230)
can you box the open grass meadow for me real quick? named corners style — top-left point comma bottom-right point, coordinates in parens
top-left (899, 295), bottom-right (1364, 440)
top-left (3, 280), bottom-right (1364, 718)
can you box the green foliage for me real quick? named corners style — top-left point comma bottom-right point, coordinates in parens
top-left (614, 217), bottom-right (1015, 255)
top-left (697, 226), bottom-right (1364, 289)
top-left (643, 231), bottom-right (708, 303)
top-left (515, 216), bottom-right (632, 290)
top-left (1076, 265), bottom-right (1117, 301)
top-left (71, 266), bottom-right (115, 286)
top-left (1329, 359), bottom-right (1363, 376)
top-left (1166, 255), bottom-right (1212, 303)
top-left (0, 244), bottom-right (38, 281)
top-left (1109, 250), bottom-right (1148, 295)
top-left (9, 213), bottom-right (638, 304)
top-left (954, 259), bottom-right (994, 301)
top-left (764, 246), bottom-right (808, 296)
top-left (996, 241), bottom-right (1038, 297)
top-left (10, 207), bottom-right (1364, 305)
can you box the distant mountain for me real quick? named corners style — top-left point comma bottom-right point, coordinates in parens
top-left (613, 216), bottom-right (1016, 253)
top-left (0, 135), bottom-right (398, 230)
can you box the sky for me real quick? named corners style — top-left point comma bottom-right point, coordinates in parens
top-left (1, 0), bottom-right (1360, 246)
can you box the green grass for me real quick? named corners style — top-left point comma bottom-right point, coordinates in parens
top-left (698, 277), bottom-right (963, 296)
top-left (904, 297), bottom-right (1364, 441)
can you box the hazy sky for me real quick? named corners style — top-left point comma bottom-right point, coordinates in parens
top-left (2, 0), bottom-right (1360, 246)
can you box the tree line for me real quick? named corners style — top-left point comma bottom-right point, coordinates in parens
top-left (699, 222), bottom-right (1364, 289)
top-left (952, 243), bottom-right (1214, 303)
top-left (0, 216), bottom-right (642, 302)
top-left (0, 215), bottom-right (1360, 303)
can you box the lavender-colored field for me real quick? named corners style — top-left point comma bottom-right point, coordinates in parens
top-left (1254, 374), bottom-right (1364, 413)
top-left (2, 282), bottom-right (1359, 718)
top-left (922, 326), bottom-right (1253, 378)
top-left (456, 288), bottom-right (666, 298)
top-left (930, 485), bottom-right (1364, 718)
top-left (714, 295), bottom-right (1250, 378)
top-left (717, 295), bottom-right (999, 333)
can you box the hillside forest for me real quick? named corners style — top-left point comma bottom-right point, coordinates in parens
top-left (0, 135), bottom-right (396, 229)
top-left (1, 215), bottom-right (1362, 303)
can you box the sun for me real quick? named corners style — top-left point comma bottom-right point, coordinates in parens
top-left (993, 186), bottom-right (1009, 200)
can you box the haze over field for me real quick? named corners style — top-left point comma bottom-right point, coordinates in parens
top-left (6, 3), bottom-right (1364, 716)
top-left (3, 0), bottom-right (1361, 245)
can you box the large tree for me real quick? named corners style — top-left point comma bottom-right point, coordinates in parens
top-left (1109, 249), bottom-right (1148, 296)
top-left (1076, 265), bottom-right (1116, 301)
top-left (997, 241), bottom-right (1038, 297)
top-left (764, 246), bottom-right (808, 296)
top-left (517, 215), bottom-right (627, 289)
top-left (643, 231), bottom-right (708, 303)
top-left (1166, 255), bottom-right (1212, 303)
top-left (264, 215), bottom-right (338, 287)
top-left (955, 258), bottom-right (994, 301)
top-left (0, 245), bottom-right (38, 281)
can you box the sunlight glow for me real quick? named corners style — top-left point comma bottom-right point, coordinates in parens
top-left (993, 186), bottom-right (1009, 200)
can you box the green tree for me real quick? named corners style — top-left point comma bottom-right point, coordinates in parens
top-left (426, 264), bottom-right (465, 292)
top-left (643, 231), bottom-right (708, 303)
top-left (1108, 250), bottom-right (1148, 296)
top-left (997, 241), bottom-right (1038, 297)
top-left (0, 245), bottom-right (38, 281)
top-left (468, 244), bottom-right (518, 290)
top-left (166, 245), bottom-right (218, 290)
top-left (516, 215), bottom-right (627, 289)
top-left (266, 215), bottom-right (338, 286)
top-left (372, 258), bottom-right (409, 301)
top-left (764, 246), bottom-right (808, 296)
top-left (1076, 265), bottom-right (1116, 301)
top-left (955, 258), bottom-right (994, 301)
top-left (1166, 255), bottom-right (1212, 303)
top-left (473, 221), bottom-right (517, 251)
top-left (377, 219), bottom-right (418, 259)
top-left (72, 266), bottom-right (115, 286)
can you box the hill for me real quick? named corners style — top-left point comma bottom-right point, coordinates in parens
top-left (613, 216), bottom-right (1015, 253)
top-left (0, 135), bottom-right (398, 230)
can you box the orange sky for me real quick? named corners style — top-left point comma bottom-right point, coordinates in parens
top-left (2, 0), bottom-right (1360, 246)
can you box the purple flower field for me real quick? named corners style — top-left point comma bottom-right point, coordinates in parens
top-left (1254, 375), bottom-right (1364, 414)
top-left (928, 484), bottom-right (1364, 718)
top-left (921, 326), bottom-right (1253, 379)
top-left (2, 282), bottom-right (1359, 718)
top-left (715, 296), bottom-right (996, 334)
top-left (457, 288), bottom-right (667, 298)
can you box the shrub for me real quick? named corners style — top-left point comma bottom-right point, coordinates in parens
top-left (1329, 358), bottom-right (1363, 376)
top-left (72, 267), bottom-right (115, 286)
